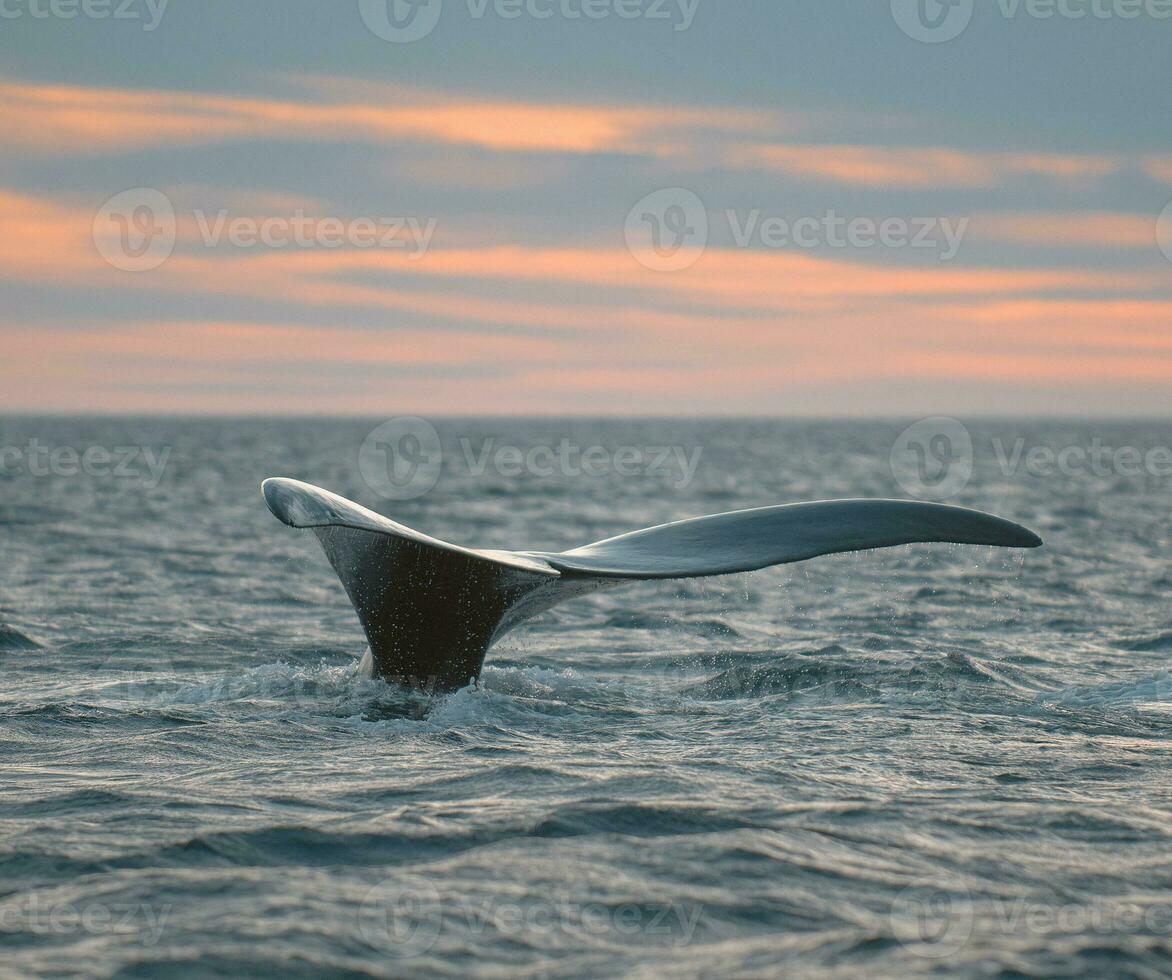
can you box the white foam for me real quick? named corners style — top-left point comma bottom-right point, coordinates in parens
top-left (160, 660), bottom-right (365, 705)
top-left (1040, 671), bottom-right (1172, 710)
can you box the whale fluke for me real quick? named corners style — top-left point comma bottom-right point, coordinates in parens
top-left (262, 478), bottom-right (1041, 692)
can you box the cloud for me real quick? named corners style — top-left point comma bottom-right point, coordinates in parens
top-left (1, 319), bottom-right (571, 370)
top-left (2, 186), bottom-right (1163, 326)
top-left (2, 77), bottom-right (1131, 196)
top-left (969, 211), bottom-right (1159, 248)
top-left (1143, 156), bottom-right (1172, 186)
top-left (4, 176), bottom-right (1170, 413)
top-left (7, 302), bottom-right (1169, 414)
top-left (0, 78), bottom-right (767, 156)
top-left (725, 144), bottom-right (1120, 189)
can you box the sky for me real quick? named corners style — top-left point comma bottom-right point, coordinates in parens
top-left (1, 0), bottom-right (1170, 416)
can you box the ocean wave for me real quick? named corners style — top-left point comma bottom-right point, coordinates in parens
top-left (681, 650), bottom-right (1032, 705)
top-left (1040, 672), bottom-right (1172, 711)
top-left (1114, 631), bottom-right (1172, 653)
top-left (0, 623), bottom-right (39, 651)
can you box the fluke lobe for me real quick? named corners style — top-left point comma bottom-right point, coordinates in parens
top-left (262, 478), bottom-right (1042, 693)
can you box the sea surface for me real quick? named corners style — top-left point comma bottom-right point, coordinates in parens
top-left (0, 417), bottom-right (1169, 979)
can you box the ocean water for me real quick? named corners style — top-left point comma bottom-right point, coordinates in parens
top-left (0, 417), bottom-right (1169, 979)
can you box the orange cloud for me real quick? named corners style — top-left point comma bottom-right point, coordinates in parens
top-left (0, 78), bottom-right (765, 156)
top-left (9, 306), bottom-right (1170, 415)
top-left (5, 182), bottom-right (1171, 413)
top-left (7, 299), bottom-right (1172, 415)
top-left (6, 184), bottom-right (1162, 309)
top-left (1143, 156), bottom-right (1172, 185)
top-left (970, 212), bottom-right (1159, 248)
top-left (1, 320), bottom-right (572, 370)
top-left (215, 243), bottom-right (1152, 311)
top-left (2, 185), bottom-right (1164, 340)
top-left (1, 77), bottom-right (1136, 198)
top-left (903, 350), bottom-right (1172, 383)
top-left (0, 188), bottom-right (99, 276)
top-left (726, 144), bottom-right (1120, 188)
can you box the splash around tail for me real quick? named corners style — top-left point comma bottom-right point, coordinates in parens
top-left (262, 478), bottom-right (1041, 693)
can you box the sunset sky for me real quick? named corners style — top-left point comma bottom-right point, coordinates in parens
top-left (2, 0), bottom-right (1170, 415)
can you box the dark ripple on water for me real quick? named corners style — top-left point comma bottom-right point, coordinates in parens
top-left (0, 418), bottom-right (1170, 978)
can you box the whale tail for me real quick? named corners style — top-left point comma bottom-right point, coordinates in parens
top-left (262, 478), bottom-right (1041, 692)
